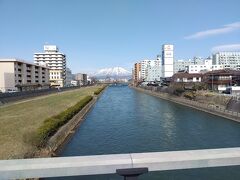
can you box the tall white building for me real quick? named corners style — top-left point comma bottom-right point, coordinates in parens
top-left (212, 52), bottom-right (240, 70)
top-left (34, 45), bottom-right (66, 87)
top-left (140, 59), bottom-right (161, 81)
top-left (145, 65), bottom-right (161, 82)
top-left (162, 44), bottom-right (174, 78)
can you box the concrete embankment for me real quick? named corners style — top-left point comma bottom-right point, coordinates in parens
top-left (131, 86), bottom-right (240, 123)
top-left (40, 87), bottom-right (107, 157)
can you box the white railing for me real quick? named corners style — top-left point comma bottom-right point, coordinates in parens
top-left (0, 147), bottom-right (240, 179)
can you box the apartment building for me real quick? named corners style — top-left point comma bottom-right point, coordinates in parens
top-left (212, 52), bottom-right (240, 70)
top-left (0, 59), bottom-right (49, 92)
top-left (133, 63), bottom-right (141, 85)
top-left (34, 45), bottom-right (66, 87)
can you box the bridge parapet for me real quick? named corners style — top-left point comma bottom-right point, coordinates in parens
top-left (0, 147), bottom-right (240, 179)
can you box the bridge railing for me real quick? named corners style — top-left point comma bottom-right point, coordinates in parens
top-left (1, 147), bottom-right (240, 179)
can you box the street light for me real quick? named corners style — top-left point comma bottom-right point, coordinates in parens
top-left (230, 75), bottom-right (232, 94)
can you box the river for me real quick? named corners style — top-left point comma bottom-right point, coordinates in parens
top-left (52, 86), bottom-right (240, 179)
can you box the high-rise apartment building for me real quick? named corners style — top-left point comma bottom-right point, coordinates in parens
top-left (34, 45), bottom-right (66, 87)
top-left (0, 59), bottom-right (49, 92)
top-left (212, 52), bottom-right (240, 70)
top-left (162, 44), bottom-right (174, 78)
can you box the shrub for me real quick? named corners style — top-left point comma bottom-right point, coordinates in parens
top-left (173, 87), bottom-right (185, 96)
top-left (94, 86), bottom-right (106, 95)
top-left (184, 91), bottom-right (196, 100)
top-left (25, 95), bottom-right (93, 148)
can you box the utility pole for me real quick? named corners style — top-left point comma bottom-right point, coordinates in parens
top-left (211, 73), bottom-right (213, 91)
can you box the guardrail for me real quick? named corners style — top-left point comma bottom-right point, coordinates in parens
top-left (0, 147), bottom-right (240, 179)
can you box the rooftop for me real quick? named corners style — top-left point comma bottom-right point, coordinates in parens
top-left (0, 58), bottom-right (49, 68)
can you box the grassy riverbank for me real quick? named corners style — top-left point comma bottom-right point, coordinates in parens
top-left (0, 86), bottom-right (102, 159)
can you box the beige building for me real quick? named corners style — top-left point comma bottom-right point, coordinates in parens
top-left (34, 45), bottom-right (66, 87)
top-left (0, 59), bottom-right (49, 92)
top-left (74, 73), bottom-right (88, 85)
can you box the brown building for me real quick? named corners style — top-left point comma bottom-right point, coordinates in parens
top-left (172, 72), bottom-right (202, 83)
top-left (203, 69), bottom-right (240, 92)
top-left (133, 63), bottom-right (141, 86)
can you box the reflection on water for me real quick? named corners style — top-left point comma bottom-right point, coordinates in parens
top-left (50, 86), bottom-right (240, 179)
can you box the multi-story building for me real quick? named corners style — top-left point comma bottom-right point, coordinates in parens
top-left (140, 59), bottom-right (161, 81)
top-left (174, 59), bottom-right (194, 73)
top-left (65, 68), bottom-right (73, 86)
top-left (162, 44), bottom-right (174, 78)
top-left (145, 65), bottom-right (161, 82)
top-left (74, 73), bottom-right (88, 86)
top-left (34, 45), bottom-right (66, 87)
top-left (174, 57), bottom-right (207, 73)
top-left (212, 52), bottom-right (240, 70)
top-left (189, 64), bottom-right (224, 74)
top-left (0, 59), bottom-right (49, 92)
top-left (133, 63), bottom-right (141, 85)
top-left (203, 69), bottom-right (240, 92)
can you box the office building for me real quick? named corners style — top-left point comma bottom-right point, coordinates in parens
top-left (66, 68), bottom-right (73, 86)
top-left (0, 59), bottom-right (49, 92)
top-left (174, 59), bottom-right (194, 73)
top-left (162, 44), bottom-right (174, 78)
top-left (212, 52), bottom-right (240, 70)
top-left (140, 59), bottom-right (161, 81)
top-left (174, 57), bottom-right (207, 73)
top-left (145, 65), bottom-right (161, 82)
top-left (34, 45), bottom-right (66, 87)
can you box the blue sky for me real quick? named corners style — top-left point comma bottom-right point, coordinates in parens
top-left (0, 0), bottom-right (240, 73)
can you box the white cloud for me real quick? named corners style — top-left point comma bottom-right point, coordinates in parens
top-left (185, 22), bottom-right (240, 39)
top-left (211, 44), bottom-right (240, 52)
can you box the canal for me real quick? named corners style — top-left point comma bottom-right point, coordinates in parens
top-left (56, 86), bottom-right (240, 179)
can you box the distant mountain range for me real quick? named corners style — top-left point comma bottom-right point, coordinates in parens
top-left (91, 67), bottom-right (131, 79)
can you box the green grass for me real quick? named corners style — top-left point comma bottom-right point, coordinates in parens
top-left (0, 86), bottom-right (101, 159)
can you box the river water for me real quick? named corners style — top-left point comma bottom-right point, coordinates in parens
top-left (54, 86), bottom-right (240, 179)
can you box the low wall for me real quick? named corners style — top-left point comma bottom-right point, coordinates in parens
top-left (132, 86), bottom-right (240, 123)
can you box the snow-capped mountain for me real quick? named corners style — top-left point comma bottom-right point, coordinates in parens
top-left (92, 67), bottom-right (131, 79)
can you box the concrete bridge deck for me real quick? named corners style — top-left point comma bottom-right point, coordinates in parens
top-left (0, 147), bottom-right (240, 179)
